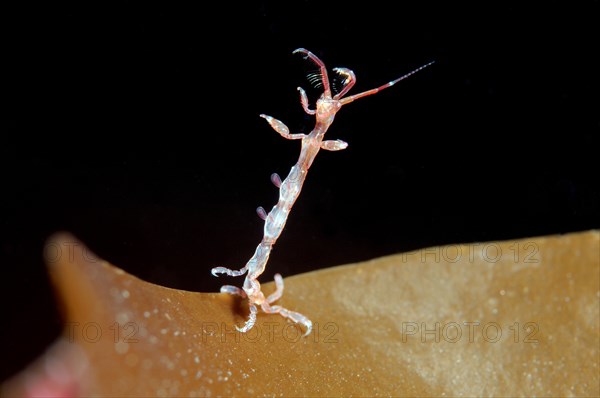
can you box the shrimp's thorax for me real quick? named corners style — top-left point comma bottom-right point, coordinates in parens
top-left (316, 97), bottom-right (341, 124)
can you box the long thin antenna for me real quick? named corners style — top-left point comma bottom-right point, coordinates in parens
top-left (340, 60), bottom-right (435, 105)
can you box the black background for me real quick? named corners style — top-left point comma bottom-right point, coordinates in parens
top-left (2, 1), bottom-right (598, 381)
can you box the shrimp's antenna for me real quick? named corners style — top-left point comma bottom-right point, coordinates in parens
top-left (340, 60), bottom-right (435, 105)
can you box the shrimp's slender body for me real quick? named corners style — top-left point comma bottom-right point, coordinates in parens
top-left (211, 48), bottom-right (434, 335)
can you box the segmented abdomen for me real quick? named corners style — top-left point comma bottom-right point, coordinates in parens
top-left (263, 164), bottom-right (307, 242)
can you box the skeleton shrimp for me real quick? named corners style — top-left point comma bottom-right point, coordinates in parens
top-left (211, 48), bottom-right (434, 336)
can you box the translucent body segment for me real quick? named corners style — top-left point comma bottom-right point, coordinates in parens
top-left (279, 166), bottom-right (303, 201)
top-left (245, 243), bottom-right (271, 279)
top-left (264, 204), bottom-right (289, 241)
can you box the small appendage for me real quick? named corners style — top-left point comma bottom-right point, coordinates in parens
top-left (211, 265), bottom-right (248, 277)
top-left (256, 206), bottom-right (267, 220)
top-left (271, 173), bottom-right (282, 188)
top-left (297, 87), bottom-right (316, 115)
top-left (259, 274), bottom-right (312, 336)
top-left (284, 309), bottom-right (313, 337)
top-left (260, 114), bottom-right (305, 140)
top-left (220, 285), bottom-right (247, 297)
top-left (320, 139), bottom-right (348, 151)
top-left (263, 304), bottom-right (313, 336)
top-left (266, 273), bottom-right (284, 303)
